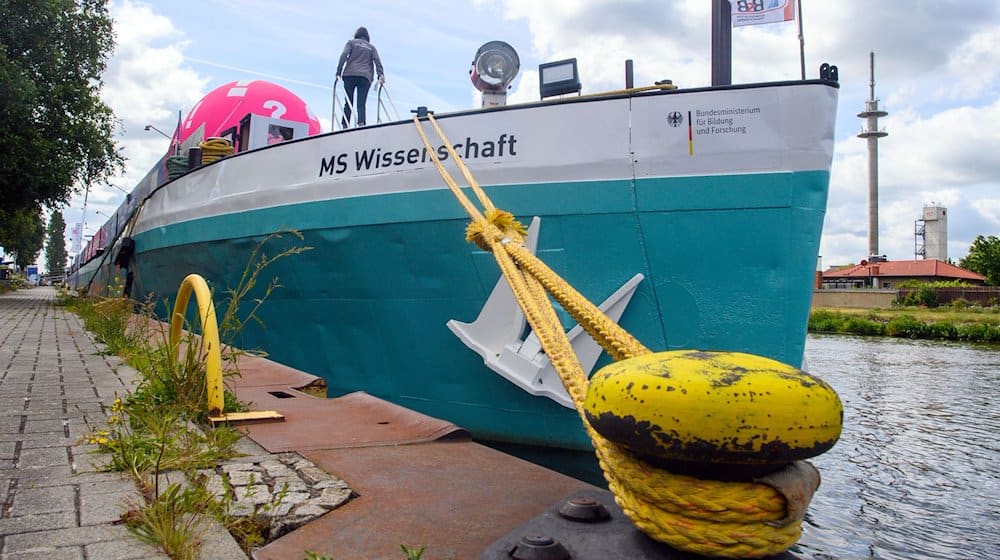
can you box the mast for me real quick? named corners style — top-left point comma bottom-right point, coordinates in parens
top-left (797, 0), bottom-right (806, 79)
top-left (711, 0), bottom-right (732, 86)
top-left (857, 52), bottom-right (888, 261)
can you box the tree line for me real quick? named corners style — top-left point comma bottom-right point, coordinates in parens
top-left (0, 0), bottom-right (121, 273)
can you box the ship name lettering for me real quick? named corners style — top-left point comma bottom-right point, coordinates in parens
top-left (319, 133), bottom-right (518, 176)
top-left (320, 153), bottom-right (349, 175)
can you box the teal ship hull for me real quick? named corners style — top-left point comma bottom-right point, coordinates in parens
top-left (75, 81), bottom-right (838, 451)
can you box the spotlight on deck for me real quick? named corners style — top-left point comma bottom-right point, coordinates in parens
top-left (470, 41), bottom-right (520, 108)
top-left (538, 58), bottom-right (581, 99)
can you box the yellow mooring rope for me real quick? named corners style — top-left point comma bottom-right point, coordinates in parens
top-left (199, 137), bottom-right (234, 164)
top-left (413, 113), bottom-right (804, 558)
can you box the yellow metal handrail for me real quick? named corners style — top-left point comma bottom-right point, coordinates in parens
top-left (168, 273), bottom-right (284, 424)
top-left (169, 273), bottom-right (224, 416)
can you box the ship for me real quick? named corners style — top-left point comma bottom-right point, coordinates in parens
top-left (71, 42), bottom-right (839, 452)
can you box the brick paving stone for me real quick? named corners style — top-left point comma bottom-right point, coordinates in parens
top-left (16, 446), bottom-right (70, 468)
top-left (77, 477), bottom-right (136, 497)
top-left (0, 511), bottom-right (77, 536)
top-left (0, 288), bottom-right (174, 559)
top-left (22, 418), bottom-right (67, 434)
top-left (3, 524), bottom-right (136, 552)
top-left (10, 433), bottom-right (71, 449)
top-left (22, 408), bottom-right (66, 419)
top-left (80, 489), bottom-right (140, 526)
top-left (85, 539), bottom-right (171, 560)
top-left (0, 546), bottom-right (86, 560)
top-left (0, 417), bottom-right (25, 434)
top-left (0, 442), bottom-right (16, 459)
top-left (1, 464), bottom-right (74, 485)
top-left (7, 484), bottom-right (75, 516)
top-left (18, 470), bottom-right (124, 490)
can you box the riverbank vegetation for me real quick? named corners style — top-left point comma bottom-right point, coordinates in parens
top-left (809, 305), bottom-right (1000, 342)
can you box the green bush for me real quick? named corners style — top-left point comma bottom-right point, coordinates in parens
top-left (5, 274), bottom-right (30, 289)
top-left (896, 279), bottom-right (973, 289)
top-left (842, 317), bottom-right (885, 336)
top-left (915, 286), bottom-right (939, 308)
top-left (958, 323), bottom-right (1000, 342)
top-left (885, 315), bottom-right (926, 338)
top-left (808, 310), bottom-right (846, 332)
top-left (925, 321), bottom-right (958, 340)
top-left (958, 323), bottom-right (987, 341)
top-left (898, 290), bottom-right (923, 307)
top-left (950, 298), bottom-right (971, 309)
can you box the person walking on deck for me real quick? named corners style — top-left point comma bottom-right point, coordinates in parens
top-left (336, 26), bottom-right (385, 128)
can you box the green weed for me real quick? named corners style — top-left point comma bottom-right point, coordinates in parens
top-left (400, 544), bottom-right (427, 559)
top-left (71, 231), bottom-right (311, 558)
top-left (124, 482), bottom-right (217, 560)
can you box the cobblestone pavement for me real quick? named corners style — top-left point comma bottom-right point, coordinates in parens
top-left (0, 286), bottom-right (172, 559)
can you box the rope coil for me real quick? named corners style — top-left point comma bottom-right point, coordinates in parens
top-left (412, 113), bottom-right (813, 558)
top-left (199, 137), bottom-right (234, 164)
top-left (166, 155), bottom-right (189, 180)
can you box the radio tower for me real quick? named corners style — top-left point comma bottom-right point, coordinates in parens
top-left (858, 51), bottom-right (888, 260)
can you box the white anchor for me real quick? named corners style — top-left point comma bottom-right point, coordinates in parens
top-left (448, 216), bottom-right (644, 409)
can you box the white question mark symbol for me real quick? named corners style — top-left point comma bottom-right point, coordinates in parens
top-left (262, 100), bottom-right (287, 119)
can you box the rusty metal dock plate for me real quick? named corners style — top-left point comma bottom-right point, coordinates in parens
top-left (235, 390), bottom-right (467, 452)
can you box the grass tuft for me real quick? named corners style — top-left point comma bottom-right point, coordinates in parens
top-left (71, 231), bottom-right (311, 558)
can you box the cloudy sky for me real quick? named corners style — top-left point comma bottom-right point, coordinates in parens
top-left (64, 0), bottom-right (999, 268)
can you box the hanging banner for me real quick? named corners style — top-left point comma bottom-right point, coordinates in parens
top-left (730, 0), bottom-right (795, 27)
top-left (70, 222), bottom-right (83, 254)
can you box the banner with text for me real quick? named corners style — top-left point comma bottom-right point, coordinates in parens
top-left (730, 0), bottom-right (795, 27)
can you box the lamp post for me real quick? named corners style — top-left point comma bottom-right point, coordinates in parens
top-left (144, 124), bottom-right (171, 139)
top-left (104, 183), bottom-right (130, 195)
top-left (145, 124), bottom-right (179, 155)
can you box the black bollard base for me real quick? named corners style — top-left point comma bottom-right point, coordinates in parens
top-left (480, 488), bottom-right (799, 560)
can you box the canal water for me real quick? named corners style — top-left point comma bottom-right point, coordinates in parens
top-left (491, 334), bottom-right (1000, 559)
top-left (795, 334), bottom-right (999, 559)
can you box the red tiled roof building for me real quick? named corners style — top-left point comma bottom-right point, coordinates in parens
top-left (822, 259), bottom-right (985, 289)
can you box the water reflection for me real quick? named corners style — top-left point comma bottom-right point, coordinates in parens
top-left (797, 334), bottom-right (1000, 559)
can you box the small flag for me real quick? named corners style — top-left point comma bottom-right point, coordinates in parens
top-left (687, 111), bottom-right (693, 156)
top-left (730, 0), bottom-right (795, 27)
top-left (70, 222), bottom-right (83, 254)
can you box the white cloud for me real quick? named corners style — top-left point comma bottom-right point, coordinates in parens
top-left (63, 0), bottom-right (212, 249)
top-left (940, 27), bottom-right (1000, 101)
top-left (971, 199), bottom-right (1000, 227)
top-left (102, 1), bottom-right (209, 184)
